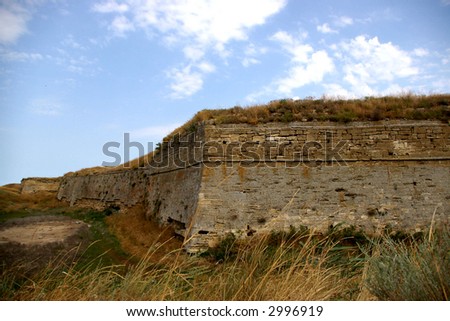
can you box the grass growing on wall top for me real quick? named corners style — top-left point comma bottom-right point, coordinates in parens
top-left (166, 93), bottom-right (450, 139)
top-left (64, 94), bottom-right (449, 175)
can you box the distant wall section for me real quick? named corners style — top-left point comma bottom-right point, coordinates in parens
top-left (21, 177), bottom-right (61, 194)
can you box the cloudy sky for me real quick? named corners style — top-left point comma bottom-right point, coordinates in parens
top-left (1, 0), bottom-right (449, 185)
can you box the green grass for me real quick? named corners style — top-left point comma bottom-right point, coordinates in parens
top-left (65, 208), bottom-right (130, 269)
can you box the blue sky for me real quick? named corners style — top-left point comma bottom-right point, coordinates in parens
top-left (1, 0), bottom-right (449, 185)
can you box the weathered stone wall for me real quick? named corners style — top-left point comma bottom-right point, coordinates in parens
top-left (57, 120), bottom-right (450, 252)
top-left (57, 129), bottom-right (205, 236)
top-left (145, 165), bottom-right (202, 236)
top-left (202, 121), bottom-right (448, 162)
top-left (186, 161), bottom-right (449, 250)
top-left (21, 177), bottom-right (61, 194)
top-left (57, 170), bottom-right (147, 209)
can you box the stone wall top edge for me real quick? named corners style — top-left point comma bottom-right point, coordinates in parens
top-left (205, 120), bottom-right (448, 130)
top-left (21, 177), bottom-right (61, 182)
top-left (61, 168), bottom-right (149, 179)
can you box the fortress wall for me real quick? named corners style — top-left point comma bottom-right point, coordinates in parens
top-left (144, 165), bottom-right (203, 234)
top-left (185, 121), bottom-right (450, 251)
top-left (57, 128), bottom-right (205, 235)
top-left (57, 169), bottom-right (148, 210)
top-left (56, 120), bottom-right (449, 252)
top-left (21, 177), bottom-right (61, 194)
top-left (187, 161), bottom-right (449, 251)
top-left (202, 121), bottom-right (449, 161)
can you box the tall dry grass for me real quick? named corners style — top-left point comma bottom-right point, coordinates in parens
top-left (0, 187), bottom-right (61, 214)
top-left (1, 231), bottom-right (365, 300)
top-left (105, 205), bottom-right (182, 261)
top-left (2, 224), bottom-right (448, 301)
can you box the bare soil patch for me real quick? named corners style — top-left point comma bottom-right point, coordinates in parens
top-left (0, 216), bottom-right (87, 245)
top-left (0, 215), bottom-right (91, 275)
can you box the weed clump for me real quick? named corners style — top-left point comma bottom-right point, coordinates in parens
top-left (201, 232), bottom-right (237, 263)
top-left (364, 228), bottom-right (450, 300)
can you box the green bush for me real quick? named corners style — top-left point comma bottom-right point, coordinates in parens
top-left (365, 228), bottom-right (450, 300)
top-left (201, 233), bottom-right (237, 262)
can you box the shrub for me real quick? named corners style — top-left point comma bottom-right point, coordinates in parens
top-left (364, 228), bottom-right (450, 300)
top-left (202, 232), bottom-right (237, 262)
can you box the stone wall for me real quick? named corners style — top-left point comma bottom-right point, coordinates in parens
top-left (57, 169), bottom-right (147, 209)
top-left (21, 177), bottom-right (61, 194)
top-left (57, 120), bottom-right (450, 252)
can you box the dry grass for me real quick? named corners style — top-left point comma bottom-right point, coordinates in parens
top-left (0, 186), bottom-right (61, 214)
top-left (1, 231), bottom-right (366, 300)
top-left (166, 94), bottom-right (450, 139)
top-left (63, 166), bottom-right (112, 177)
top-left (64, 151), bottom-right (154, 177)
top-left (2, 211), bottom-right (447, 301)
top-left (62, 94), bottom-right (449, 175)
top-left (105, 205), bottom-right (182, 261)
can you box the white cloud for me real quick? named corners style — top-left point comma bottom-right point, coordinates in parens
top-left (197, 61), bottom-right (215, 73)
top-left (183, 46), bottom-right (205, 61)
top-left (441, 0), bottom-right (450, 6)
top-left (245, 86), bottom-right (273, 103)
top-left (335, 16), bottom-right (354, 27)
top-left (167, 61), bottom-right (216, 99)
top-left (247, 30), bottom-right (334, 100)
top-left (109, 15), bottom-right (135, 36)
top-left (271, 31), bottom-right (334, 94)
top-left (381, 84), bottom-right (414, 96)
top-left (93, 0), bottom-right (286, 55)
top-left (276, 50), bottom-right (334, 94)
top-left (336, 36), bottom-right (419, 96)
top-left (93, 0), bottom-right (286, 98)
top-left (432, 78), bottom-right (450, 92)
top-left (244, 43), bottom-right (268, 56)
top-left (317, 23), bottom-right (337, 34)
top-left (30, 98), bottom-right (63, 116)
top-left (0, 4), bottom-right (29, 45)
top-left (0, 48), bottom-right (43, 62)
top-left (121, 0), bottom-right (287, 45)
top-left (323, 83), bottom-right (354, 99)
top-left (413, 48), bottom-right (429, 57)
top-left (53, 50), bottom-right (97, 75)
top-left (242, 43), bottom-right (267, 67)
top-left (242, 57), bottom-right (261, 67)
top-left (91, 0), bottom-right (129, 13)
top-left (61, 35), bottom-right (86, 50)
top-left (271, 30), bottom-right (295, 45)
